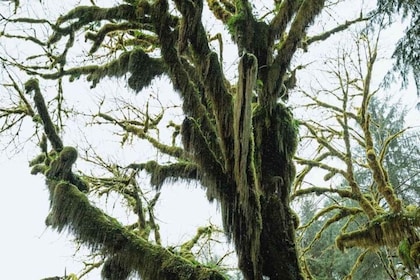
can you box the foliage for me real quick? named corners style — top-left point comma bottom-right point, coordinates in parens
top-left (374, 0), bottom-right (420, 96)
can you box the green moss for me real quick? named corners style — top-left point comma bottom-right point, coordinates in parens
top-left (226, 11), bottom-right (246, 35)
top-left (410, 241), bottom-right (420, 265)
top-left (47, 181), bottom-right (226, 279)
top-left (25, 78), bottom-right (63, 151)
top-left (399, 239), bottom-right (416, 270)
top-left (138, 160), bottom-right (198, 188)
top-left (85, 48), bottom-right (166, 91)
top-left (336, 211), bottom-right (420, 251)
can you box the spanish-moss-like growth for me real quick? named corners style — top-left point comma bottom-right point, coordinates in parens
top-left (39, 145), bottom-right (227, 280)
top-left (101, 256), bottom-right (132, 280)
top-left (84, 48), bottom-right (166, 91)
top-left (336, 207), bottom-right (420, 251)
top-left (48, 181), bottom-right (227, 280)
top-left (44, 147), bottom-right (89, 193)
top-left (128, 160), bottom-right (198, 189)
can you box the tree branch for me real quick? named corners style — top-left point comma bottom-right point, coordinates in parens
top-left (336, 208), bottom-right (420, 251)
top-left (306, 15), bottom-right (370, 46)
top-left (24, 78), bottom-right (63, 151)
top-left (126, 160), bottom-right (198, 188)
top-left (49, 181), bottom-right (227, 280)
top-left (265, 0), bottom-right (326, 104)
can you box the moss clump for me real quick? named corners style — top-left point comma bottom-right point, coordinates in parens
top-left (399, 239), bottom-right (416, 270)
top-left (336, 210), bottom-right (420, 251)
top-left (410, 241), bottom-right (420, 266)
top-left (85, 48), bottom-right (166, 91)
top-left (47, 182), bottom-right (226, 280)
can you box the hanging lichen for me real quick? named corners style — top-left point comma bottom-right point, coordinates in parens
top-left (83, 48), bottom-right (166, 91)
top-left (233, 53), bottom-right (257, 203)
top-left (336, 207), bottom-right (420, 251)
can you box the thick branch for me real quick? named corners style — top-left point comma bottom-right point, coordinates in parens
top-left (49, 181), bottom-right (226, 280)
top-left (127, 160), bottom-right (198, 188)
top-left (49, 5), bottom-right (140, 44)
top-left (24, 78), bottom-right (63, 151)
top-left (151, 0), bottom-right (225, 181)
top-left (207, 0), bottom-right (234, 23)
top-left (265, 0), bottom-right (325, 104)
top-left (360, 41), bottom-right (402, 213)
top-left (269, 0), bottom-right (300, 41)
top-left (336, 208), bottom-right (420, 251)
top-left (307, 15), bottom-right (370, 45)
top-left (174, 0), bottom-right (234, 171)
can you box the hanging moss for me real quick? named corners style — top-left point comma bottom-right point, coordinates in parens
top-left (45, 146), bottom-right (89, 193)
top-left (46, 180), bottom-right (227, 280)
top-left (131, 160), bottom-right (198, 189)
top-left (251, 99), bottom-right (303, 278)
top-left (102, 256), bottom-right (132, 280)
top-left (399, 239), bottom-right (416, 270)
top-left (336, 208), bottom-right (420, 251)
top-left (253, 102), bottom-right (298, 196)
top-left (410, 241), bottom-right (420, 266)
top-left (84, 48), bottom-right (166, 91)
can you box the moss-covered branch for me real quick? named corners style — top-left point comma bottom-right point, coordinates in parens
top-left (127, 160), bottom-right (198, 188)
top-left (301, 206), bottom-right (363, 254)
top-left (291, 186), bottom-right (354, 200)
top-left (378, 128), bottom-right (409, 164)
top-left (269, 0), bottom-right (301, 41)
top-left (85, 22), bottom-right (144, 54)
top-left (48, 181), bottom-right (226, 280)
top-left (293, 151), bottom-right (331, 190)
top-left (97, 112), bottom-right (184, 159)
top-left (87, 48), bottom-right (166, 91)
top-left (295, 156), bottom-right (346, 178)
top-left (24, 78), bottom-right (63, 151)
top-left (19, 48), bottom-right (166, 92)
top-left (306, 15), bottom-right (370, 45)
top-left (49, 5), bottom-right (140, 45)
top-left (358, 38), bottom-right (403, 213)
top-left (302, 122), bottom-right (347, 162)
top-left (336, 207), bottom-right (420, 251)
top-left (265, 0), bottom-right (325, 104)
top-left (0, 31), bottom-right (47, 47)
top-left (174, 0), bottom-right (234, 171)
top-left (151, 0), bottom-right (225, 183)
top-left (207, 0), bottom-right (234, 23)
top-left (299, 90), bottom-right (359, 121)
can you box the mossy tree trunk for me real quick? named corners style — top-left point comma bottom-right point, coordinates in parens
top-left (152, 1), bottom-right (326, 278)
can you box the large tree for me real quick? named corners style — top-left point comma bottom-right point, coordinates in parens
top-left (0, 1), bottom-right (418, 279)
